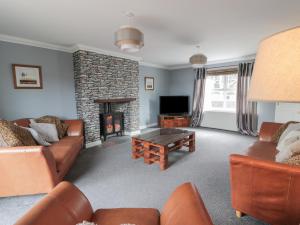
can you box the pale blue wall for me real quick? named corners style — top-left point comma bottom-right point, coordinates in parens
top-left (0, 41), bottom-right (173, 128)
top-left (139, 65), bottom-right (171, 128)
top-left (0, 41), bottom-right (77, 120)
top-left (169, 68), bottom-right (194, 113)
top-left (0, 40), bottom-right (275, 130)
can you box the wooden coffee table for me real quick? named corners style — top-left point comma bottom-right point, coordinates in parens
top-left (132, 128), bottom-right (195, 170)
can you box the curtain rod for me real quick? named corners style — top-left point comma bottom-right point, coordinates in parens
top-left (206, 65), bottom-right (238, 71)
top-left (206, 59), bottom-right (255, 70)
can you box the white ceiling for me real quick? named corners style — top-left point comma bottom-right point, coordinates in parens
top-left (0, 0), bottom-right (299, 69)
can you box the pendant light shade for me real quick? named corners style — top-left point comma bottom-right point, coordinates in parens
top-left (115, 12), bottom-right (144, 53)
top-left (189, 54), bottom-right (207, 68)
top-left (114, 26), bottom-right (144, 52)
top-left (115, 12), bottom-right (144, 52)
top-left (189, 45), bottom-right (207, 68)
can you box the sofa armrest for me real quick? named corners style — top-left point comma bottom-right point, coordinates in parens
top-left (15, 182), bottom-right (94, 225)
top-left (0, 146), bottom-right (59, 197)
top-left (64, 120), bottom-right (84, 137)
top-left (230, 154), bottom-right (300, 225)
top-left (258, 122), bottom-right (282, 142)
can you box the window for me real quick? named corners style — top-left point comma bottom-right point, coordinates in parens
top-left (204, 72), bottom-right (238, 112)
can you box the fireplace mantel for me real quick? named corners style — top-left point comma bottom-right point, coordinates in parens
top-left (94, 98), bottom-right (136, 104)
top-left (95, 98), bottom-right (136, 114)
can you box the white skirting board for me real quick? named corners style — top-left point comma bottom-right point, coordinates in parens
top-left (85, 140), bottom-right (102, 149)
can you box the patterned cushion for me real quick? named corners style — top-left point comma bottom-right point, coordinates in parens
top-left (284, 153), bottom-right (300, 166)
top-left (0, 120), bottom-right (36, 147)
top-left (271, 121), bottom-right (298, 143)
top-left (35, 116), bottom-right (69, 139)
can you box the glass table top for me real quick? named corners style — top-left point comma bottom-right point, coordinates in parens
top-left (133, 128), bottom-right (194, 146)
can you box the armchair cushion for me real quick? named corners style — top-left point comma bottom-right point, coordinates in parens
top-left (92, 208), bottom-right (160, 225)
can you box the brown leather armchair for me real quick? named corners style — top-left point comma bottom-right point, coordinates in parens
top-left (15, 181), bottom-right (214, 225)
top-left (0, 119), bottom-right (84, 197)
top-left (230, 122), bottom-right (300, 225)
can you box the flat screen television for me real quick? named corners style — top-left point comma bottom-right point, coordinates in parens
top-left (160, 96), bottom-right (189, 115)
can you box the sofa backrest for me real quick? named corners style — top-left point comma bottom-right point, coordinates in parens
top-left (259, 122), bottom-right (282, 142)
top-left (160, 182), bottom-right (214, 225)
top-left (15, 182), bottom-right (93, 225)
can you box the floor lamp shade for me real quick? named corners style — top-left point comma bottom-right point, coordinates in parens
top-left (248, 27), bottom-right (300, 102)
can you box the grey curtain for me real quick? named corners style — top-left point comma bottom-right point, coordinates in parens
top-left (191, 68), bottom-right (206, 127)
top-left (236, 62), bottom-right (258, 136)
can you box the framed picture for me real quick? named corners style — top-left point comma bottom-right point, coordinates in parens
top-left (12, 64), bottom-right (43, 89)
top-left (145, 77), bottom-right (154, 90)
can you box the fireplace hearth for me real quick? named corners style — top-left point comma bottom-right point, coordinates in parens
top-left (95, 98), bottom-right (136, 141)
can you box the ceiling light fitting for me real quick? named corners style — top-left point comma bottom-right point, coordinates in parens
top-left (114, 12), bottom-right (144, 53)
top-left (189, 45), bottom-right (207, 68)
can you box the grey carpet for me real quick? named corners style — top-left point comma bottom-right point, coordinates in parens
top-left (0, 128), bottom-right (268, 225)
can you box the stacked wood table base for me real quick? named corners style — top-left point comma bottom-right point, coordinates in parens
top-left (132, 128), bottom-right (195, 170)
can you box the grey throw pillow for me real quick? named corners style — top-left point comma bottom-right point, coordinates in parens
top-left (276, 130), bottom-right (300, 162)
top-left (29, 119), bottom-right (59, 143)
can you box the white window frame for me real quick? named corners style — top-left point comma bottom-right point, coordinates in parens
top-left (203, 68), bottom-right (238, 113)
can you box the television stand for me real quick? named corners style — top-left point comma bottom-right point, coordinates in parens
top-left (159, 115), bottom-right (191, 128)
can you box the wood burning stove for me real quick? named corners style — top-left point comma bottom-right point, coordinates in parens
top-left (95, 98), bottom-right (136, 141)
top-left (100, 112), bottom-right (124, 141)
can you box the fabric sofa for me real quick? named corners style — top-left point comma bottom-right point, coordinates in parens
top-left (15, 181), bottom-right (214, 225)
top-left (0, 119), bottom-right (84, 197)
top-left (230, 122), bottom-right (300, 225)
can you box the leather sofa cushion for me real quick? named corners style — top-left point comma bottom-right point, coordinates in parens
top-left (49, 136), bottom-right (83, 172)
top-left (246, 141), bottom-right (278, 161)
top-left (92, 208), bottom-right (160, 225)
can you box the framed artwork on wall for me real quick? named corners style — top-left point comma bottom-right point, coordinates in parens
top-left (12, 64), bottom-right (43, 89)
top-left (145, 77), bottom-right (154, 90)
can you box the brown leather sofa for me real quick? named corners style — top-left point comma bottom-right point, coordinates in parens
top-left (230, 122), bottom-right (300, 225)
top-left (15, 181), bottom-right (214, 225)
top-left (0, 119), bottom-right (84, 197)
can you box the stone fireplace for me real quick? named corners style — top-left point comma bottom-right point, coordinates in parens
top-left (73, 50), bottom-right (139, 146)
